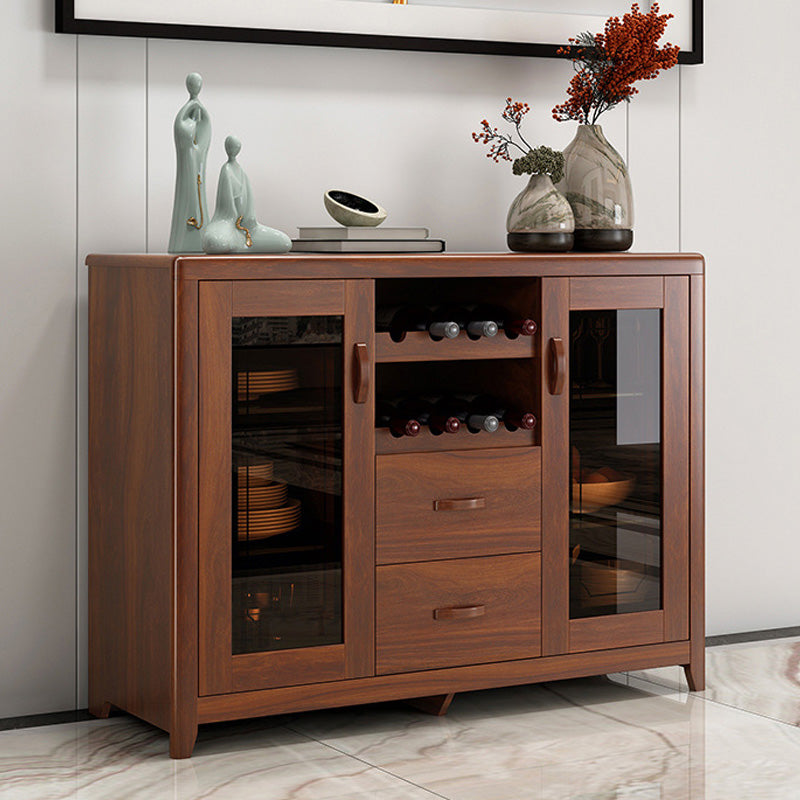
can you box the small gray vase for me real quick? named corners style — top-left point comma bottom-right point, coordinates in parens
top-left (506, 173), bottom-right (574, 252)
top-left (558, 124), bottom-right (633, 251)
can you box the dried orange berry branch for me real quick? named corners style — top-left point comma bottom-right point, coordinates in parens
top-left (472, 98), bottom-right (533, 163)
top-left (552, 3), bottom-right (680, 125)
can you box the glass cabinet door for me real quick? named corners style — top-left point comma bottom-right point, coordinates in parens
top-left (232, 314), bottom-right (343, 655)
top-left (198, 280), bottom-right (374, 695)
top-left (569, 308), bottom-right (662, 619)
top-left (542, 276), bottom-right (689, 655)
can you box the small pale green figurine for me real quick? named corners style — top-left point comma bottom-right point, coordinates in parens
top-left (168, 73), bottom-right (211, 254)
top-left (202, 136), bottom-right (291, 254)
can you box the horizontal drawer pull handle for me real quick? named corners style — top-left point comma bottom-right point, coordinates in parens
top-left (432, 497), bottom-right (486, 512)
top-left (433, 605), bottom-right (486, 620)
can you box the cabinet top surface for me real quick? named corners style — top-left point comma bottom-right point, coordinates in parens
top-left (86, 251), bottom-right (704, 280)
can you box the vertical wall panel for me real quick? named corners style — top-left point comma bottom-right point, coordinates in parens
top-left (627, 68), bottom-right (680, 252)
top-left (76, 35), bottom-right (148, 708)
top-left (681, 1), bottom-right (800, 635)
top-left (0, 0), bottom-right (77, 717)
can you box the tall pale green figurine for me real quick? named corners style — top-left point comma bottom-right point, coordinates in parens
top-left (202, 136), bottom-right (292, 254)
top-left (168, 73), bottom-right (211, 254)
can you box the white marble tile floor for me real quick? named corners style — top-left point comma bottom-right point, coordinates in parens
top-left (1, 636), bottom-right (799, 799)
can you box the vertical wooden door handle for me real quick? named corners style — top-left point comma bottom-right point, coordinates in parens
top-left (548, 337), bottom-right (566, 395)
top-left (352, 343), bottom-right (369, 403)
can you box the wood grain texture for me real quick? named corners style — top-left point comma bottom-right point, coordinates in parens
top-left (376, 554), bottom-right (541, 674)
top-left (231, 279), bottom-right (344, 316)
top-left (86, 252), bottom-right (705, 280)
top-left (663, 277), bottom-right (690, 642)
top-left (172, 276), bottom-right (200, 757)
top-left (198, 281), bottom-right (234, 696)
top-left (685, 274), bottom-right (706, 691)
top-left (175, 252), bottom-right (705, 280)
top-left (376, 330), bottom-right (534, 362)
top-left (540, 278), bottom-right (570, 656)
top-left (343, 281), bottom-right (376, 678)
top-left (232, 646), bottom-right (347, 693)
top-left (198, 640), bottom-right (691, 723)
top-left (570, 276), bottom-right (664, 309)
top-left (376, 448), bottom-right (541, 564)
top-left (569, 610), bottom-right (665, 653)
top-left (88, 264), bottom-right (173, 733)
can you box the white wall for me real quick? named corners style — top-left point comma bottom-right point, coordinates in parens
top-left (1, 0), bottom-right (798, 718)
top-left (681, 0), bottom-right (800, 635)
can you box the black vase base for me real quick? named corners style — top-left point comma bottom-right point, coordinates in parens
top-left (572, 228), bottom-right (633, 252)
top-left (507, 232), bottom-right (574, 252)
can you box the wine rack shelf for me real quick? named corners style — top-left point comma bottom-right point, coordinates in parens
top-left (375, 330), bottom-right (535, 363)
top-left (375, 424), bottom-right (536, 455)
top-left (87, 251), bottom-right (704, 759)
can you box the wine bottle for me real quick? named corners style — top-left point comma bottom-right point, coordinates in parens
top-left (446, 396), bottom-right (500, 433)
top-left (469, 304), bottom-right (537, 338)
top-left (376, 305), bottom-right (459, 342)
top-left (375, 305), bottom-right (432, 343)
top-left (465, 394), bottom-right (537, 431)
top-left (376, 399), bottom-right (421, 437)
top-left (426, 307), bottom-right (461, 341)
top-left (409, 396), bottom-right (461, 435)
top-left (434, 306), bottom-right (498, 340)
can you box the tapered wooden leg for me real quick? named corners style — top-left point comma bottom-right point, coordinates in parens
top-left (684, 659), bottom-right (705, 692)
top-left (405, 693), bottom-right (455, 716)
top-left (88, 700), bottom-right (112, 719)
top-left (169, 723), bottom-right (198, 759)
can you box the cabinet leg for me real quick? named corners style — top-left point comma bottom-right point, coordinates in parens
top-left (405, 693), bottom-right (455, 717)
top-left (89, 700), bottom-right (112, 719)
top-left (683, 660), bottom-right (705, 692)
top-left (169, 724), bottom-right (198, 759)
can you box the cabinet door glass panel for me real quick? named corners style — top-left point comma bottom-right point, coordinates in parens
top-left (231, 315), bottom-right (343, 654)
top-left (570, 309), bottom-right (661, 619)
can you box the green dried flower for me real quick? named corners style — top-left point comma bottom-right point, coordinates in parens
top-left (512, 146), bottom-right (565, 183)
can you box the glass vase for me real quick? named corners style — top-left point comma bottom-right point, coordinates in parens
top-left (506, 173), bottom-right (574, 252)
top-left (558, 125), bottom-right (633, 251)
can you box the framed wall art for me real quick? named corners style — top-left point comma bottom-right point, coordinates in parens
top-left (56, 0), bottom-right (703, 64)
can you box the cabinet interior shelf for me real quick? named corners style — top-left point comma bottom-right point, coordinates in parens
top-left (375, 330), bottom-right (536, 363)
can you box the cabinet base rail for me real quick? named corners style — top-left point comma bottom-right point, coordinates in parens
top-left (196, 640), bottom-right (693, 724)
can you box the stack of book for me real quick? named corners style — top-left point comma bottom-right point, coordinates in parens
top-left (291, 226), bottom-right (445, 253)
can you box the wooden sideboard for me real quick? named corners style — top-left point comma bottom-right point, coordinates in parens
top-left (87, 252), bottom-right (704, 758)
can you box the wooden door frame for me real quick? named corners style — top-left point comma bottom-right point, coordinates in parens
top-left (541, 276), bottom-right (690, 656)
top-left (196, 279), bottom-right (374, 696)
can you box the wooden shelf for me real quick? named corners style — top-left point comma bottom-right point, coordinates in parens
top-left (375, 425), bottom-right (536, 454)
top-left (375, 330), bottom-right (535, 363)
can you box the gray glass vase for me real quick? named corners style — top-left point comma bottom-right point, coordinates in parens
top-left (506, 174), bottom-right (574, 252)
top-left (558, 125), bottom-right (634, 251)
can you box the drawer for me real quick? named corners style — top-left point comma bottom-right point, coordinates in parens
top-left (376, 448), bottom-right (541, 564)
top-left (376, 553), bottom-right (541, 675)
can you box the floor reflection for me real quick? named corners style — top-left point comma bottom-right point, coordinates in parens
top-left (1, 637), bottom-right (800, 799)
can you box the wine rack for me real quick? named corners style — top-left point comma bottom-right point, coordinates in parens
top-left (375, 330), bottom-right (535, 362)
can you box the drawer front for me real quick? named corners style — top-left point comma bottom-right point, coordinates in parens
top-left (376, 554), bottom-right (541, 675)
top-left (376, 448), bottom-right (541, 564)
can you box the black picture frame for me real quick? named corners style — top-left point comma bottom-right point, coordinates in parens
top-left (55, 0), bottom-right (703, 65)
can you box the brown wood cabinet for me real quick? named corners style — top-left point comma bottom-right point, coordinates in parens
top-left (87, 252), bottom-right (704, 758)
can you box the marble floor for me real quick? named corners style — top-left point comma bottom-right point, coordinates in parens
top-left (1, 636), bottom-right (799, 800)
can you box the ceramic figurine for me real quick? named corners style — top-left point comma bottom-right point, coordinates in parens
top-left (202, 136), bottom-right (292, 254)
top-left (168, 73), bottom-right (212, 254)
top-left (324, 190), bottom-right (387, 227)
